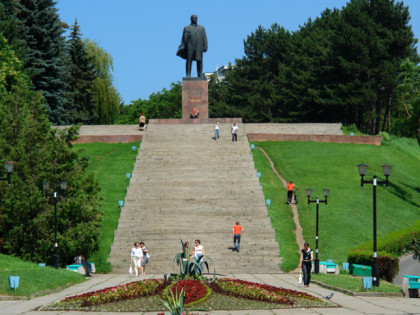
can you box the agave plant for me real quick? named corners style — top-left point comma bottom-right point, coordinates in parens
top-left (165, 239), bottom-right (215, 280)
top-left (160, 288), bottom-right (186, 315)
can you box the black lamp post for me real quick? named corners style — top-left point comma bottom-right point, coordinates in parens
top-left (357, 163), bottom-right (392, 287)
top-left (43, 181), bottom-right (67, 269)
top-left (306, 188), bottom-right (329, 274)
top-left (0, 161), bottom-right (14, 186)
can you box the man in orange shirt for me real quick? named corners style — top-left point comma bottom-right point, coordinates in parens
top-left (287, 181), bottom-right (299, 205)
top-left (232, 221), bottom-right (244, 252)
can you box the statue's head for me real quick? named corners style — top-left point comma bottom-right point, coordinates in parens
top-left (190, 15), bottom-right (198, 24)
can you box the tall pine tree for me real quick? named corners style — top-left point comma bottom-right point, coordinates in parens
top-left (66, 20), bottom-right (96, 124)
top-left (12, 0), bottom-right (71, 125)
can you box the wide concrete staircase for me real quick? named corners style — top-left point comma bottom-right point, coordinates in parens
top-left (108, 124), bottom-right (282, 274)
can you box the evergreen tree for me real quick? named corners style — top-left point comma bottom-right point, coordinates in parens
top-left (66, 20), bottom-right (96, 124)
top-left (0, 0), bottom-right (27, 60)
top-left (84, 39), bottom-right (120, 124)
top-left (0, 37), bottom-right (102, 265)
top-left (12, 0), bottom-right (71, 125)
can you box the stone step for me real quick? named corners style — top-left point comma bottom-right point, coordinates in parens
top-left (109, 124), bottom-right (282, 273)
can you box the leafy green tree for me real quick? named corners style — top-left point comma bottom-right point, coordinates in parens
top-left (10, 0), bottom-right (72, 125)
top-left (66, 20), bottom-right (96, 124)
top-left (330, 0), bottom-right (418, 134)
top-left (84, 39), bottom-right (121, 124)
top-left (393, 58), bottom-right (420, 137)
top-left (128, 82), bottom-right (182, 122)
top-left (0, 38), bottom-right (102, 266)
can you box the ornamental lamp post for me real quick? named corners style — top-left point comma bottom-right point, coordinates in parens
top-left (306, 188), bottom-right (329, 274)
top-left (357, 163), bottom-right (392, 287)
top-left (43, 181), bottom-right (67, 269)
top-left (1, 161), bottom-right (14, 186)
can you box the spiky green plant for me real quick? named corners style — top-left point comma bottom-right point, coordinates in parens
top-left (165, 239), bottom-right (215, 280)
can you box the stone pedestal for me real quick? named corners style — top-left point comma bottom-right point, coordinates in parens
top-left (182, 77), bottom-right (208, 120)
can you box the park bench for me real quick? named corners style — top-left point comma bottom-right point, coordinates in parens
top-left (66, 263), bottom-right (95, 275)
top-left (404, 275), bottom-right (420, 298)
top-left (319, 260), bottom-right (339, 274)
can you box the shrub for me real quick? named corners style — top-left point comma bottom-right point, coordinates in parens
top-left (352, 221), bottom-right (420, 255)
top-left (347, 249), bottom-right (399, 282)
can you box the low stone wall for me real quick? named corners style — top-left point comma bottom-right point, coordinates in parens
top-left (72, 135), bottom-right (143, 144)
top-left (247, 133), bottom-right (382, 146)
top-left (149, 118), bottom-right (242, 124)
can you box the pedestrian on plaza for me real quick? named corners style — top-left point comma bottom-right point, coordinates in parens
top-left (74, 254), bottom-right (91, 277)
top-left (231, 122), bottom-right (239, 142)
top-left (299, 242), bottom-right (313, 287)
top-left (130, 242), bottom-right (142, 277)
top-left (287, 181), bottom-right (299, 205)
top-left (214, 121), bottom-right (220, 140)
top-left (139, 242), bottom-right (149, 275)
top-left (181, 241), bottom-right (192, 261)
top-left (232, 221), bottom-right (244, 252)
top-left (139, 113), bottom-right (146, 131)
top-left (192, 239), bottom-right (205, 262)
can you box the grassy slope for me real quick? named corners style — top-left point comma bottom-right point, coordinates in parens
top-left (0, 254), bottom-right (85, 296)
top-left (74, 142), bottom-right (139, 272)
top-left (251, 148), bottom-right (300, 272)
top-left (252, 138), bottom-right (420, 266)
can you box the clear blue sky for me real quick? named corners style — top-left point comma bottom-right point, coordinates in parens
top-left (56, 0), bottom-right (420, 105)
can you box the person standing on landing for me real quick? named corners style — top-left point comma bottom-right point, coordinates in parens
top-left (231, 123), bottom-right (239, 142)
top-left (287, 181), bottom-right (299, 205)
top-left (232, 221), bottom-right (244, 252)
top-left (214, 121), bottom-right (220, 140)
top-left (299, 242), bottom-right (313, 287)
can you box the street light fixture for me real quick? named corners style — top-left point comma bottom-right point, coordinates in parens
top-left (357, 163), bottom-right (392, 287)
top-left (43, 181), bottom-right (67, 269)
top-left (306, 188), bottom-right (329, 274)
top-left (1, 161), bottom-right (14, 186)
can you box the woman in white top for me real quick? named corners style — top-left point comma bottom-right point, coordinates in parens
top-left (130, 242), bottom-right (142, 276)
top-left (193, 239), bottom-right (205, 262)
top-left (139, 242), bottom-right (149, 275)
top-left (214, 121), bottom-right (220, 140)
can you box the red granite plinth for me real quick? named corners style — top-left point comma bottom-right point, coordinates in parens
top-left (182, 78), bottom-right (208, 120)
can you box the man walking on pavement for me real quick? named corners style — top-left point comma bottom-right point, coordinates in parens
top-left (233, 221), bottom-right (244, 252)
top-left (287, 181), bottom-right (299, 205)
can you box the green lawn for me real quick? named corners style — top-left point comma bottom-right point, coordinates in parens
top-left (312, 272), bottom-right (401, 293)
top-left (251, 148), bottom-right (300, 272)
top-left (251, 138), bottom-right (420, 268)
top-left (74, 142), bottom-right (139, 273)
top-left (0, 254), bottom-right (85, 297)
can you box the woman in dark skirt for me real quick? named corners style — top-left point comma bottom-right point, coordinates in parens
top-left (299, 242), bottom-right (313, 287)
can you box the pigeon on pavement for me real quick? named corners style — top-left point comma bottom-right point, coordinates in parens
top-left (324, 293), bottom-right (334, 300)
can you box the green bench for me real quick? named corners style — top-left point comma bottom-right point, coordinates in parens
top-left (350, 264), bottom-right (372, 277)
top-left (404, 275), bottom-right (420, 298)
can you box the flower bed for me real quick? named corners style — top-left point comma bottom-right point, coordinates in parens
top-left (209, 278), bottom-right (318, 305)
top-left (44, 277), bottom-right (331, 312)
top-left (164, 279), bottom-right (212, 306)
top-left (62, 279), bottom-right (164, 306)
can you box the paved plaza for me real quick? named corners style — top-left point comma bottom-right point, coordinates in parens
top-left (1, 273), bottom-right (419, 315)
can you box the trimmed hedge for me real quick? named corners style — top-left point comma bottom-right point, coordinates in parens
top-left (351, 221), bottom-right (420, 255)
top-left (348, 249), bottom-right (399, 282)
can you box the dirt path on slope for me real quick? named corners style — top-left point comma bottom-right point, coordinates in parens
top-left (257, 147), bottom-right (305, 253)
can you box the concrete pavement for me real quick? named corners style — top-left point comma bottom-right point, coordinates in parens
top-left (1, 273), bottom-right (419, 315)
